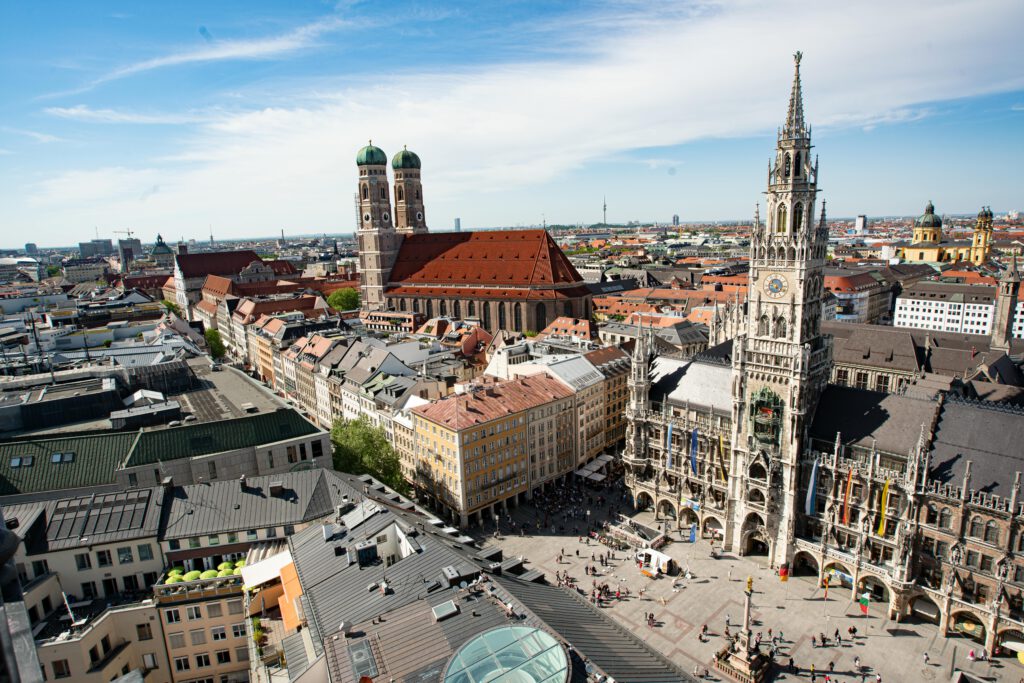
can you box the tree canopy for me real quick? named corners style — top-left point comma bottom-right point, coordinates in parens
top-left (327, 287), bottom-right (360, 311)
top-left (330, 416), bottom-right (407, 494)
top-left (204, 328), bottom-right (226, 359)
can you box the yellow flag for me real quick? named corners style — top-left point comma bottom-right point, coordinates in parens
top-left (876, 479), bottom-right (891, 536)
top-left (718, 434), bottom-right (728, 481)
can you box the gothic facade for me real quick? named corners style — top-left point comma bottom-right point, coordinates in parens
top-left (624, 56), bottom-right (1024, 654)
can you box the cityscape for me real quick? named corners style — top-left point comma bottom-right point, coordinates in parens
top-left (2, 3), bottom-right (1024, 683)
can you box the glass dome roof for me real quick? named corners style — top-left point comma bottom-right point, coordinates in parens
top-left (443, 626), bottom-right (570, 683)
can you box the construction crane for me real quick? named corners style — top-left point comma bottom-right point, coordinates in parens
top-left (113, 228), bottom-right (135, 239)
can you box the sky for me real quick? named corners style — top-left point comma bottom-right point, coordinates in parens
top-left (1, 0), bottom-right (1023, 248)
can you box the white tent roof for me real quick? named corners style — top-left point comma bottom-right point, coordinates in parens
top-left (241, 546), bottom-right (293, 589)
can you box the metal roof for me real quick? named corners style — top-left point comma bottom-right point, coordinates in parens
top-left (0, 431), bottom-right (139, 497)
top-left (649, 356), bottom-right (732, 413)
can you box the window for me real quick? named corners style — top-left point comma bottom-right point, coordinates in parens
top-left (227, 600), bottom-right (244, 615)
top-left (137, 544), bottom-right (153, 561)
top-left (81, 581), bottom-right (96, 598)
top-left (939, 508), bottom-right (952, 530)
top-left (235, 646), bottom-right (249, 662)
top-left (925, 505), bottom-right (938, 525)
top-left (165, 609), bottom-right (181, 624)
top-left (75, 553), bottom-right (91, 570)
top-left (128, 472), bottom-right (138, 487)
top-left (136, 623), bottom-right (153, 641)
top-left (226, 532), bottom-right (238, 544)
top-left (970, 517), bottom-right (983, 538)
top-left (168, 539), bottom-right (180, 551)
top-left (123, 575), bottom-right (139, 592)
top-left (52, 660), bottom-right (70, 679)
top-left (196, 654), bottom-right (211, 668)
top-left (854, 372), bottom-right (869, 390)
top-left (32, 559), bottom-right (49, 576)
top-left (216, 650), bottom-right (231, 665)
top-left (284, 524), bottom-right (295, 536)
top-left (174, 657), bottom-right (190, 672)
top-left (143, 653), bottom-right (157, 670)
top-left (96, 550), bottom-right (112, 567)
top-left (208, 534), bottom-right (220, 546)
top-left (208, 461), bottom-right (217, 480)
top-left (265, 527), bottom-right (277, 538)
top-left (246, 530), bottom-right (258, 541)
top-left (117, 547), bottom-right (134, 564)
top-left (232, 623), bottom-right (246, 638)
top-left (190, 629), bottom-right (207, 646)
top-left (212, 626), bottom-right (227, 641)
top-left (144, 571), bottom-right (158, 587)
top-left (189, 537), bottom-right (201, 549)
top-left (875, 375), bottom-right (890, 393)
top-left (187, 605), bottom-right (202, 620)
top-left (168, 632), bottom-right (186, 649)
top-left (207, 603), bottom-right (223, 618)
top-left (985, 521), bottom-right (999, 544)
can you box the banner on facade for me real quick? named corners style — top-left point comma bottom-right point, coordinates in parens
top-left (666, 422), bottom-right (673, 471)
top-left (689, 523), bottom-right (697, 543)
top-left (689, 428), bottom-right (699, 474)
top-left (804, 459), bottom-right (819, 516)
top-left (859, 593), bottom-right (870, 614)
top-left (842, 468), bottom-right (854, 525)
top-left (718, 434), bottom-right (728, 481)
top-left (877, 479), bottom-right (891, 536)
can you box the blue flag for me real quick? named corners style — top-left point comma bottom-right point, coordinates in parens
top-left (805, 459), bottom-right (819, 516)
top-left (689, 523), bottom-right (697, 543)
top-left (666, 422), bottom-right (673, 470)
top-left (689, 428), bottom-right (699, 474)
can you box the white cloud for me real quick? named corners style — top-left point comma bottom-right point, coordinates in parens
top-left (10, 0), bottom-right (1024, 239)
top-left (46, 15), bottom-right (349, 97)
top-left (45, 105), bottom-right (214, 125)
top-left (1, 126), bottom-right (64, 143)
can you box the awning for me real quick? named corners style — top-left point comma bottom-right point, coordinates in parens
top-left (1000, 639), bottom-right (1024, 653)
top-left (241, 547), bottom-right (293, 589)
top-left (911, 598), bottom-right (939, 619)
top-left (595, 454), bottom-right (614, 463)
top-left (587, 472), bottom-right (607, 482)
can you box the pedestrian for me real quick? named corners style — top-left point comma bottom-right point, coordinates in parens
top-left (875, 674), bottom-right (881, 683)
top-left (811, 635), bottom-right (817, 648)
top-left (853, 656), bottom-right (860, 669)
top-left (923, 652), bottom-right (929, 665)
top-left (828, 661), bottom-right (834, 673)
top-left (837, 633), bottom-right (842, 645)
top-left (725, 613), bottom-right (731, 627)
top-left (834, 628), bottom-right (840, 641)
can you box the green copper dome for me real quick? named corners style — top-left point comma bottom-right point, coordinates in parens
top-left (915, 201), bottom-right (942, 228)
top-left (392, 146), bottom-right (421, 170)
top-left (356, 141), bottom-right (387, 166)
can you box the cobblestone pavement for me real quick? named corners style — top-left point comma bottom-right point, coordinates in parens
top-left (469, 486), bottom-right (1023, 682)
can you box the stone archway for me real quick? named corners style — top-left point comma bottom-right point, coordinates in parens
top-left (740, 512), bottom-right (769, 557)
top-left (635, 491), bottom-right (654, 512)
top-left (997, 628), bottom-right (1024, 658)
top-left (907, 594), bottom-right (941, 625)
top-left (950, 611), bottom-right (986, 643)
top-left (792, 550), bottom-right (819, 577)
top-left (703, 515), bottom-right (724, 541)
top-left (679, 506), bottom-right (699, 527)
top-left (857, 575), bottom-right (890, 604)
top-left (657, 499), bottom-right (677, 521)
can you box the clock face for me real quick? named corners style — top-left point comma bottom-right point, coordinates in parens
top-left (764, 274), bottom-right (788, 298)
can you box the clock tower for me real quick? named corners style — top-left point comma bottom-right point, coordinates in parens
top-left (727, 53), bottom-right (832, 567)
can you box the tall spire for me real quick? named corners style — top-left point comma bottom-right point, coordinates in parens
top-left (818, 199), bottom-right (827, 229)
top-left (1004, 252), bottom-right (1020, 282)
top-left (784, 51), bottom-right (806, 137)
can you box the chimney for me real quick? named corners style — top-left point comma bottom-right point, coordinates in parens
top-left (239, 474), bottom-right (247, 491)
top-left (161, 476), bottom-right (174, 490)
top-left (269, 481), bottom-right (284, 497)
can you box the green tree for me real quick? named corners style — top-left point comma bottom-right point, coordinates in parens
top-left (204, 328), bottom-right (226, 359)
top-left (330, 416), bottom-right (408, 494)
top-left (161, 300), bottom-right (182, 316)
top-left (46, 265), bottom-right (62, 278)
top-left (327, 287), bottom-right (360, 311)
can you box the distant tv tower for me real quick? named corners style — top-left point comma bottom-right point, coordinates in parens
top-left (209, 225), bottom-right (214, 247)
top-left (603, 196), bottom-right (607, 225)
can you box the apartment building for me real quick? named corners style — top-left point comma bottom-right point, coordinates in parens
top-left (411, 375), bottom-right (574, 526)
top-left (584, 346), bottom-right (631, 449)
top-left (895, 280), bottom-right (1024, 338)
top-left (824, 268), bottom-right (893, 324)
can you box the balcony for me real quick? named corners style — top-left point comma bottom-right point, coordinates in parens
top-left (87, 639), bottom-right (130, 674)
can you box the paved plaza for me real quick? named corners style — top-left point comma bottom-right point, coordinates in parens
top-left (469, 486), bottom-right (1024, 682)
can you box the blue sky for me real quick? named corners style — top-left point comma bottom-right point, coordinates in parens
top-left (1, 0), bottom-right (1023, 248)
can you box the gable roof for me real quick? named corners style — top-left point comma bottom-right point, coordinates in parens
top-left (388, 230), bottom-right (584, 289)
top-left (809, 385), bottom-right (940, 455)
top-left (175, 250), bottom-right (262, 279)
top-left (929, 398), bottom-right (1024, 497)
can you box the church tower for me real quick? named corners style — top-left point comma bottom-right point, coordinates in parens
top-left (971, 206), bottom-right (994, 265)
top-left (356, 142), bottom-right (400, 311)
top-left (991, 254), bottom-right (1020, 353)
top-left (728, 53), bottom-right (832, 566)
top-left (392, 146), bottom-right (428, 234)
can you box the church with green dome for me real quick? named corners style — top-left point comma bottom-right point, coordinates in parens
top-left (354, 142), bottom-right (592, 333)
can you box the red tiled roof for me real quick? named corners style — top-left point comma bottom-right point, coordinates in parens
top-left (120, 274), bottom-right (170, 290)
top-left (386, 285), bottom-right (590, 301)
top-left (195, 300), bottom-right (219, 317)
top-left (536, 316), bottom-right (599, 341)
top-left (264, 260), bottom-right (298, 275)
top-left (175, 250), bottom-right (261, 278)
top-left (202, 274), bottom-right (236, 297)
top-left (413, 374), bottom-right (572, 430)
top-left (388, 230), bottom-right (583, 288)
